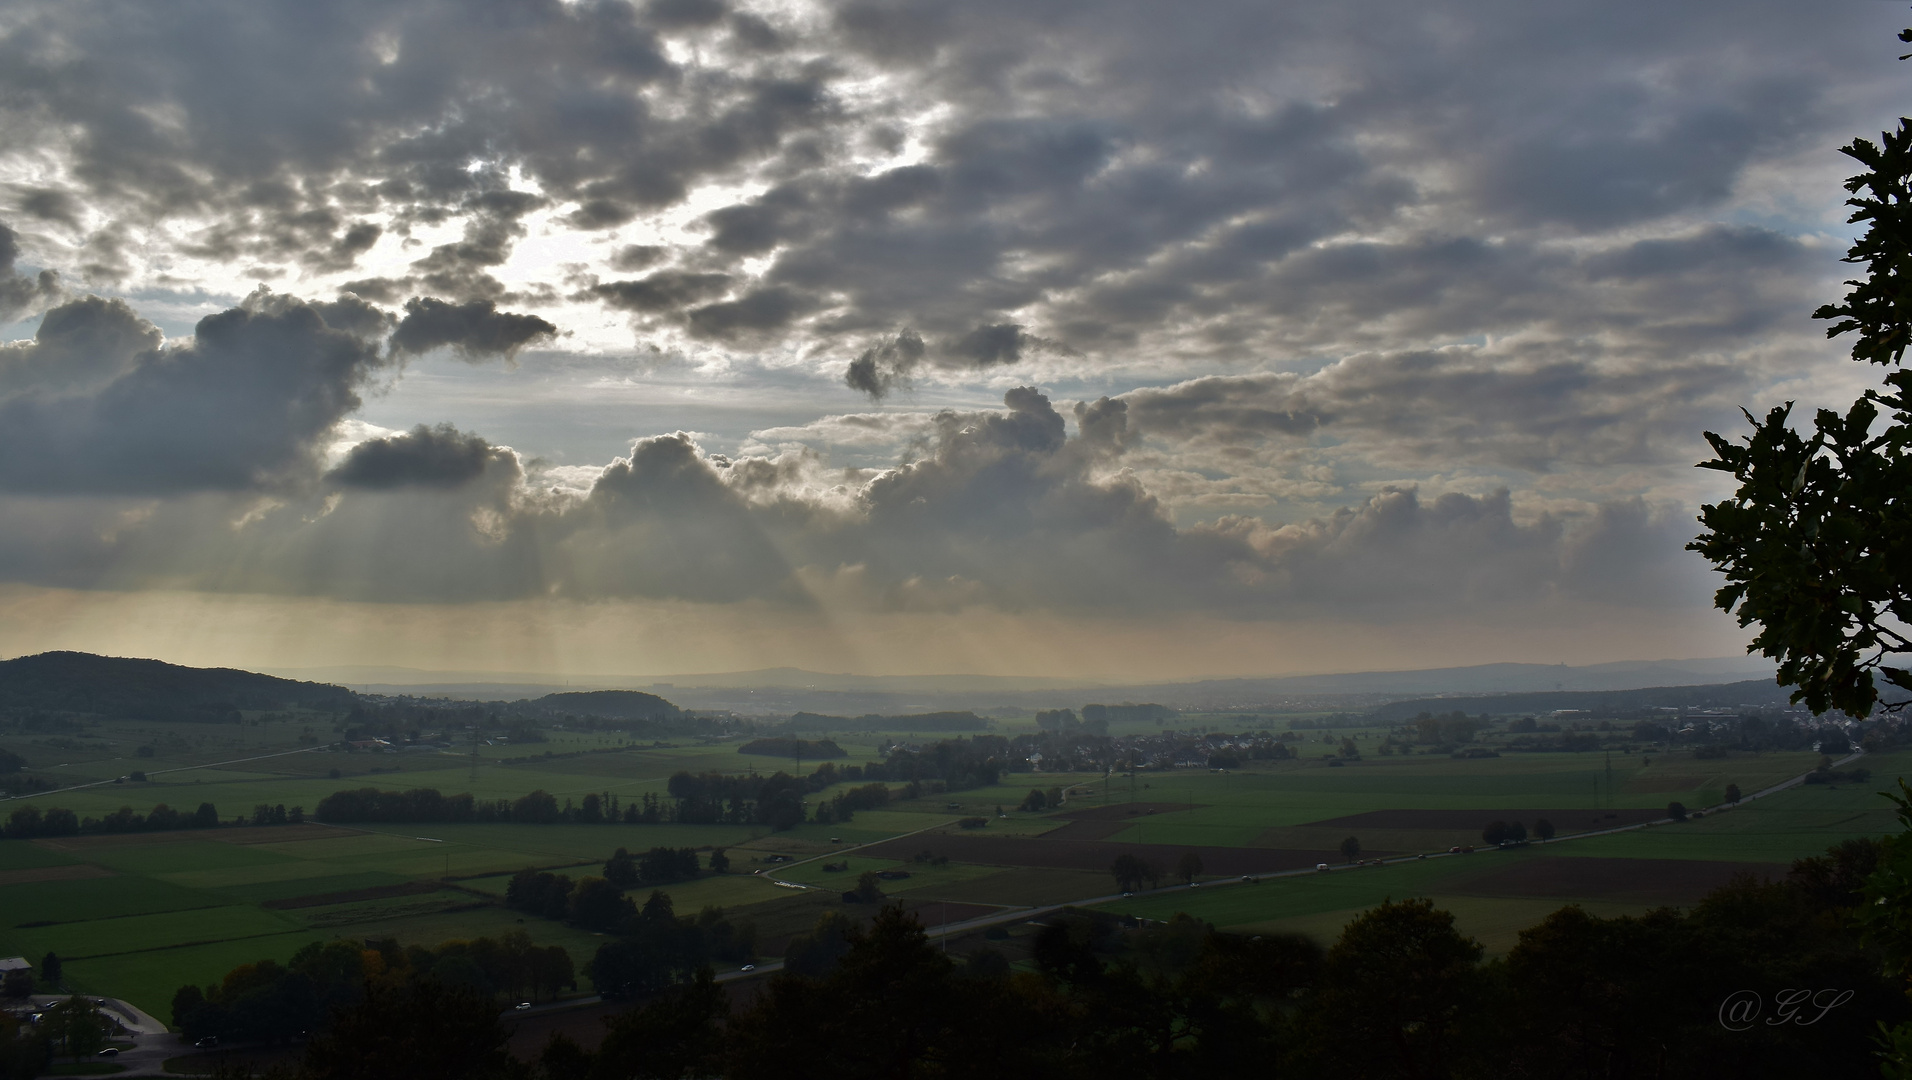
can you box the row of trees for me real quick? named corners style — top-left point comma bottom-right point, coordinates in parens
top-left (505, 847), bottom-right (728, 932)
top-left (738, 737), bottom-right (845, 759)
top-left (3, 800), bottom-right (219, 838)
top-left (1110, 851), bottom-right (1207, 891)
top-left (1481, 819), bottom-right (1554, 845)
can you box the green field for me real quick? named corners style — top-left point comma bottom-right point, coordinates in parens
top-left (0, 712), bottom-right (1901, 1022)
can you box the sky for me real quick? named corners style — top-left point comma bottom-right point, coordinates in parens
top-left (0, 0), bottom-right (1904, 681)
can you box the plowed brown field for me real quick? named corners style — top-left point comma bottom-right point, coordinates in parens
top-left (860, 833), bottom-right (1363, 876)
top-left (1441, 855), bottom-right (1786, 904)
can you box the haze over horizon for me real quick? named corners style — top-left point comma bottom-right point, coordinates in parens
top-left (2, 1), bottom-right (1902, 680)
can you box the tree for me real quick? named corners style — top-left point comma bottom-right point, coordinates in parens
top-left (592, 968), bottom-right (729, 1079)
top-left (1111, 853), bottom-right (1158, 893)
top-left (1482, 820), bottom-right (1509, 846)
top-left (1340, 836), bottom-right (1361, 862)
top-left (850, 870), bottom-right (886, 903)
top-left (0, 970), bottom-right (30, 999)
top-left (1297, 898), bottom-right (1484, 1078)
top-left (1533, 818), bottom-right (1555, 842)
top-left (1506, 820), bottom-right (1528, 843)
top-left (1691, 83), bottom-right (1912, 719)
top-left (708, 848), bottom-right (730, 873)
top-left (603, 846), bottom-right (639, 890)
top-left (1020, 788), bottom-right (1047, 812)
top-left (1176, 851), bottom-right (1204, 885)
top-left (1667, 801), bottom-right (1688, 822)
top-left (42, 997), bottom-right (106, 1060)
top-left (568, 876), bottom-right (636, 931)
top-left (39, 953), bottom-right (59, 987)
top-left (1725, 782), bottom-right (1742, 804)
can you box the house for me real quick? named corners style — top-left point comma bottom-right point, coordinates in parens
top-left (0, 958), bottom-right (29, 975)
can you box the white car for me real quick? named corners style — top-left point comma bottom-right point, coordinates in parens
top-left (515, 1002), bottom-right (532, 1011)
top-left (1315, 863), bottom-right (1330, 872)
top-left (740, 964), bottom-right (757, 972)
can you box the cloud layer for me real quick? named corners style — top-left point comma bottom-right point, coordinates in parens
top-left (0, 0), bottom-right (1896, 670)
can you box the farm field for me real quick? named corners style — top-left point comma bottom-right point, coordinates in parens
top-left (0, 712), bottom-right (1899, 1026)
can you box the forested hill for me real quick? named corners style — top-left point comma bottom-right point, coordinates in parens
top-left (1367, 678), bottom-right (1799, 723)
top-left (519, 690), bottom-right (683, 722)
top-left (0, 651), bottom-right (356, 723)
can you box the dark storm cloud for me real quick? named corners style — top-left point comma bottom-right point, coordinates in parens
top-left (9, 189), bottom-right (83, 228)
top-left (0, 224), bottom-right (62, 323)
top-left (304, 221), bottom-right (382, 274)
top-left (685, 286), bottom-right (812, 342)
top-left (587, 271), bottom-right (733, 314)
top-left (326, 423), bottom-right (509, 490)
top-left (0, 295), bottom-right (157, 396)
top-left (388, 297), bottom-right (558, 360)
top-left (607, 245), bottom-right (668, 273)
top-left (0, 292), bottom-right (394, 494)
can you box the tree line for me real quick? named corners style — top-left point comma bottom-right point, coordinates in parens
top-left (3, 800), bottom-right (222, 838)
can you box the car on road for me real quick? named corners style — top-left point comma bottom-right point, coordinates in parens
top-left (740, 965), bottom-right (756, 972)
top-left (1417, 854), bottom-right (1427, 859)
top-left (97, 1049), bottom-right (118, 1058)
top-left (1121, 891), bottom-right (1133, 897)
top-left (515, 1002), bottom-right (532, 1011)
top-left (194, 1037), bottom-right (219, 1049)
top-left (1449, 846), bottom-right (1462, 853)
top-left (1315, 863), bottom-right (1330, 872)
top-left (1241, 875), bottom-right (1253, 882)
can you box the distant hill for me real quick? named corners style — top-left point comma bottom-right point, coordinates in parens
top-left (785, 710), bottom-right (988, 733)
top-left (1367, 679), bottom-right (1801, 724)
top-left (520, 690), bottom-right (682, 722)
top-left (0, 651), bottom-right (355, 723)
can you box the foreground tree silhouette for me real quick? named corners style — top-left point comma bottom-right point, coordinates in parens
top-left (299, 978), bottom-right (514, 1080)
top-left (1691, 36), bottom-right (1912, 718)
top-left (1296, 898), bottom-right (1482, 1078)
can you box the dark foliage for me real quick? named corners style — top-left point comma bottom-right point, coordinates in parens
top-left (738, 737), bottom-right (846, 759)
